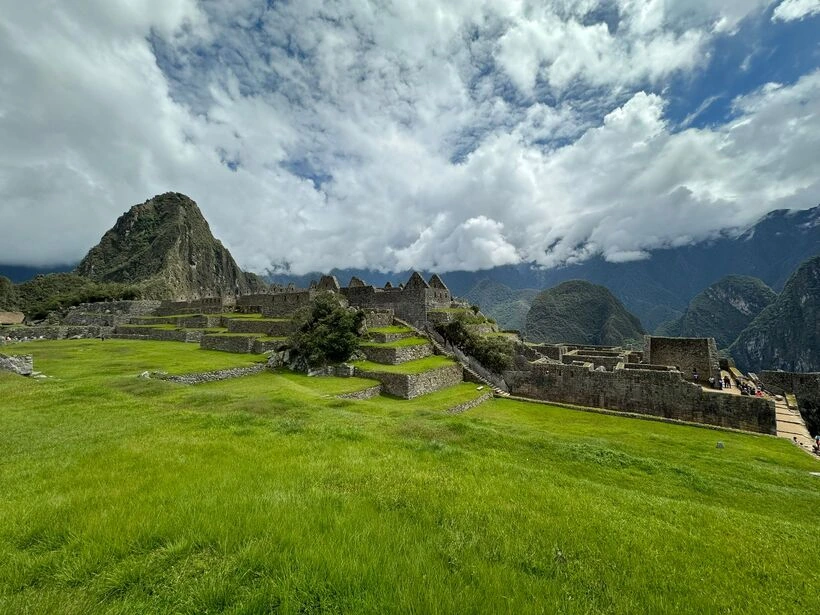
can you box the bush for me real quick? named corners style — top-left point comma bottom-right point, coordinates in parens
top-left (436, 319), bottom-right (513, 374)
top-left (288, 293), bottom-right (364, 367)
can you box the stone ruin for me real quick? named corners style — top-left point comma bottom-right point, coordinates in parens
top-left (503, 336), bottom-right (776, 434)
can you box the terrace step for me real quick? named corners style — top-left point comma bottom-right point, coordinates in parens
top-left (360, 339), bottom-right (433, 365)
top-left (352, 357), bottom-right (463, 399)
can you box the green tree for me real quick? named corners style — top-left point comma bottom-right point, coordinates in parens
top-left (288, 293), bottom-right (364, 367)
top-left (0, 276), bottom-right (17, 311)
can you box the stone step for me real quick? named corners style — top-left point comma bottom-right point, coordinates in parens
top-left (352, 360), bottom-right (463, 399)
top-left (360, 339), bottom-right (433, 365)
top-left (367, 328), bottom-right (416, 344)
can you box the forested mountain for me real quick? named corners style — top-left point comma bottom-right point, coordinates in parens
top-left (657, 276), bottom-right (777, 348)
top-left (730, 256), bottom-right (820, 373)
top-left (524, 280), bottom-right (645, 346)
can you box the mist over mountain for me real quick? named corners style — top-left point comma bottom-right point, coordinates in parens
top-left (263, 205), bottom-right (819, 332)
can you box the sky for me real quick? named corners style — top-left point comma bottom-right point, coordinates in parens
top-left (0, 0), bottom-right (818, 275)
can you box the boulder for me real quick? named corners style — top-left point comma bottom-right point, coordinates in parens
top-left (0, 353), bottom-right (34, 376)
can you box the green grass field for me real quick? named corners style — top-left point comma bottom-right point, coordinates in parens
top-left (0, 339), bottom-right (818, 614)
top-left (352, 356), bottom-right (455, 374)
top-left (360, 336), bottom-right (429, 348)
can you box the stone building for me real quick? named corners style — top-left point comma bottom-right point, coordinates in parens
top-left (643, 336), bottom-right (721, 385)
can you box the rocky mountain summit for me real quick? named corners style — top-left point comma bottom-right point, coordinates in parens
top-left (77, 192), bottom-right (262, 300)
top-left (524, 280), bottom-right (645, 346)
top-left (730, 256), bottom-right (820, 373)
top-left (657, 276), bottom-right (777, 348)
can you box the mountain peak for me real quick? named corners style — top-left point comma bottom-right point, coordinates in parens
top-left (76, 193), bottom-right (261, 299)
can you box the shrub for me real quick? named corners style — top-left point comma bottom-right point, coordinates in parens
top-left (288, 292), bottom-right (364, 367)
top-left (436, 319), bottom-right (513, 374)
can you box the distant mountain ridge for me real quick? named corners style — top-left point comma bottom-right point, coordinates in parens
top-left (730, 256), bottom-right (820, 373)
top-left (462, 280), bottom-right (538, 331)
top-left (657, 276), bottom-right (777, 348)
top-left (524, 280), bottom-right (645, 346)
top-left (262, 204), bottom-right (819, 331)
top-left (77, 192), bottom-right (263, 300)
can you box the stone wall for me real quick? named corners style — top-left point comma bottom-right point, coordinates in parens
top-left (363, 310), bottom-right (393, 328)
top-left (150, 364), bottom-right (266, 384)
top-left (336, 384), bottom-right (383, 400)
top-left (504, 361), bottom-right (775, 434)
top-left (446, 391), bottom-right (493, 414)
top-left (342, 286), bottom-right (429, 326)
top-left (156, 297), bottom-right (224, 316)
top-left (260, 291), bottom-right (314, 318)
top-left (114, 326), bottom-right (203, 343)
top-left (62, 300), bottom-right (162, 326)
top-left (2, 325), bottom-right (112, 341)
top-left (226, 318), bottom-right (294, 336)
top-left (0, 353), bottom-right (33, 376)
top-left (252, 338), bottom-right (286, 354)
top-left (644, 336), bottom-right (721, 384)
top-left (361, 342), bottom-right (432, 365)
top-left (200, 334), bottom-right (259, 353)
top-left (562, 350), bottom-right (622, 371)
top-left (353, 364), bottom-right (463, 399)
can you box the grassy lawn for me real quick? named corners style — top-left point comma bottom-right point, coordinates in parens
top-left (367, 325), bottom-right (413, 334)
top-left (360, 336), bottom-right (429, 348)
top-left (0, 340), bottom-right (818, 614)
top-left (353, 355), bottom-right (456, 374)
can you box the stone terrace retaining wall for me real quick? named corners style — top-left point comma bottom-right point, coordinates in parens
top-left (505, 360), bottom-right (775, 434)
top-left (0, 353), bottom-right (33, 376)
top-left (446, 390), bottom-right (493, 414)
top-left (62, 301), bottom-right (162, 326)
top-left (336, 384), bottom-right (384, 400)
top-left (2, 325), bottom-right (112, 341)
top-left (363, 310), bottom-right (393, 328)
top-left (368, 330), bottom-right (414, 343)
top-left (200, 335), bottom-right (259, 353)
top-left (353, 364), bottom-right (463, 399)
top-left (252, 339), bottom-right (286, 354)
top-left (361, 343), bottom-right (433, 365)
top-left (226, 319), bottom-right (294, 336)
top-left (115, 327), bottom-right (204, 343)
top-left (152, 364), bottom-right (266, 384)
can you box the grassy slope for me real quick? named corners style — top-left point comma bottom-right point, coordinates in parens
top-left (0, 340), bottom-right (818, 614)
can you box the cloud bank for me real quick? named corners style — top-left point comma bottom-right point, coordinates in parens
top-left (0, 0), bottom-right (818, 274)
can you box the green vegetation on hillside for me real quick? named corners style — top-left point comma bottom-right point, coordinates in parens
top-left (462, 279), bottom-right (538, 331)
top-left (0, 339), bottom-right (817, 613)
top-left (656, 275), bottom-right (776, 346)
top-left (525, 280), bottom-right (645, 345)
top-left (730, 255), bottom-right (820, 373)
top-left (436, 317), bottom-right (515, 374)
top-left (76, 192), bottom-right (263, 299)
top-left (8, 273), bottom-right (141, 320)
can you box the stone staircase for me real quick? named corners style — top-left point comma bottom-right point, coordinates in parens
top-left (774, 395), bottom-right (815, 455)
top-left (392, 317), bottom-right (510, 398)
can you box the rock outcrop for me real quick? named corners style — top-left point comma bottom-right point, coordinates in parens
top-left (76, 192), bottom-right (263, 300)
top-left (657, 275), bottom-right (776, 348)
top-left (730, 256), bottom-right (820, 372)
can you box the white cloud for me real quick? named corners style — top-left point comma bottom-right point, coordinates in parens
top-left (0, 0), bottom-right (817, 277)
top-left (772, 0), bottom-right (820, 21)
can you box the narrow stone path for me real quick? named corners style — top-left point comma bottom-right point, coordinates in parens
top-left (774, 397), bottom-right (814, 452)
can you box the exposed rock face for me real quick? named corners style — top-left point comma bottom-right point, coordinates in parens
top-left (76, 192), bottom-right (263, 300)
top-left (0, 353), bottom-right (33, 376)
top-left (658, 276), bottom-right (776, 348)
top-left (730, 256), bottom-right (820, 372)
top-left (525, 280), bottom-right (645, 346)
